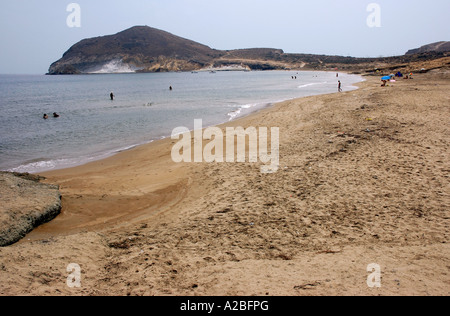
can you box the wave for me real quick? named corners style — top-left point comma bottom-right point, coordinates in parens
top-left (227, 101), bottom-right (278, 121)
top-left (227, 103), bottom-right (259, 121)
top-left (87, 59), bottom-right (142, 74)
top-left (8, 158), bottom-right (82, 173)
top-left (7, 143), bottom-right (147, 173)
top-left (298, 82), bottom-right (328, 89)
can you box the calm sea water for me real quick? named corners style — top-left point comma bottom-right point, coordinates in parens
top-left (0, 71), bottom-right (362, 173)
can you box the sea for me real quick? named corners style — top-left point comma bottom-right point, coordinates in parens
top-left (0, 71), bottom-right (363, 173)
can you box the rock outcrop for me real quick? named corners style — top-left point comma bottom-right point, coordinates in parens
top-left (0, 172), bottom-right (62, 247)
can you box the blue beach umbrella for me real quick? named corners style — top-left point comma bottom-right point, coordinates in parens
top-left (381, 76), bottom-right (391, 80)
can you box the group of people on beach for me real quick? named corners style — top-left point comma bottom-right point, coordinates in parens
top-left (381, 72), bottom-right (414, 87)
top-left (43, 113), bottom-right (60, 119)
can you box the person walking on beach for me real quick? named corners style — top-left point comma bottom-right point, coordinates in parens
top-left (338, 81), bottom-right (342, 92)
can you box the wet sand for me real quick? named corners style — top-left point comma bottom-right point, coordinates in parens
top-left (0, 70), bottom-right (449, 296)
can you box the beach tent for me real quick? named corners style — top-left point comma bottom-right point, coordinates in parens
top-left (396, 71), bottom-right (403, 77)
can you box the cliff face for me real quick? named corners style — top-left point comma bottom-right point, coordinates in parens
top-left (48, 26), bottom-right (450, 74)
top-left (49, 26), bottom-right (222, 74)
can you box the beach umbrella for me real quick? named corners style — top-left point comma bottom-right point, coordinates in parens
top-left (381, 76), bottom-right (391, 80)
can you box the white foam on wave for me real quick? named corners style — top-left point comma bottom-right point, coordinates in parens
top-left (8, 142), bottom-right (149, 174)
top-left (227, 101), bottom-right (277, 121)
top-left (298, 82), bottom-right (328, 89)
top-left (9, 158), bottom-right (84, 173)
top-left (227, 108), bottom-right (242, 121)
top-left (88, 59), bottom-right (142, 74)
top-left (227, 103), bottom-right (258, 121)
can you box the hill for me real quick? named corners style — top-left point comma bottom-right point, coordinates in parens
top-left (49, 26), bottom-right (221, 74)
top-left (406, 41), bottom-right (450, 55)
top-left (48, 26), bottom-right (450, 75)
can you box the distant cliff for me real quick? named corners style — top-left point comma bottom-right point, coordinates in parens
top-left (48, 26), bottom-right (450, 75)
top-left (49, 26), bottom-right (221, 74)
top-left (406, 41), bottom-right (450, 55)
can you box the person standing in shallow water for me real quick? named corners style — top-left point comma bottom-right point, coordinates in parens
top-left (110, 92), bottom-right (114, 100)
top-left (338, 81), bottom-right (342, 92)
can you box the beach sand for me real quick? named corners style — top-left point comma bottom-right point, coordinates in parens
top-left (0, 70), bottom-right (449, 296)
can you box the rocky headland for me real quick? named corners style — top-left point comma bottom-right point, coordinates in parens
top-left (48, 26), bottom-right (450, 75)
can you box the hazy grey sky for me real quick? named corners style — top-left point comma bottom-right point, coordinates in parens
top-left (0, 0), bottom-right (449, 74)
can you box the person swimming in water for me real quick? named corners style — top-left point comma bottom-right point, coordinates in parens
top-left (43, 114), bottom-right (48, 119)
top-left (53, 112), bottom-right (60, 118)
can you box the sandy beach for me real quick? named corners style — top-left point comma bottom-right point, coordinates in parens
top-left (0, 69), bottom-right (449, 296)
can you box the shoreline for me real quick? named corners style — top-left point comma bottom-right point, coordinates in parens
top-left (1, 69), bottom-right (448, 295)
top-left (38, 75), bottom-right (359, 172)
top-left (5, 70), bottom-right (362, 175)
top-left (21, 73), bottom-right (363, 240)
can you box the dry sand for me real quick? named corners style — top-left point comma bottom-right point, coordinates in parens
top-left (0, 70), bottom-right (449, 296)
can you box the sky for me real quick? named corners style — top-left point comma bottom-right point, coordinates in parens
top-left (0, 0), bottom-right (449, 74)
